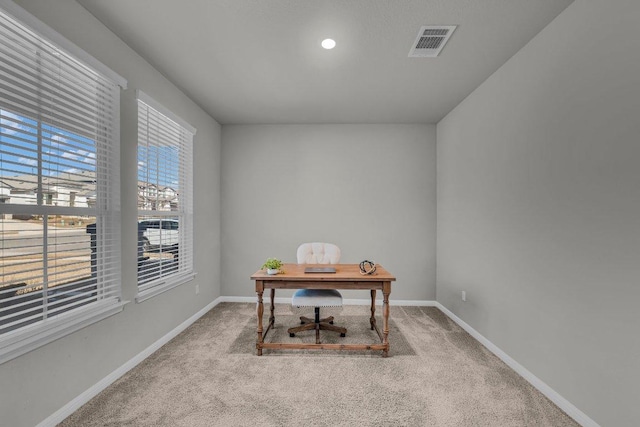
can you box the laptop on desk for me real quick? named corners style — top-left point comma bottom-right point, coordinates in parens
top-left (304, 267), bottom-right (336, 273)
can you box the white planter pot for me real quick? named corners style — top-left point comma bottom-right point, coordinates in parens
top-left (267, 268), bottom-right (279, 275)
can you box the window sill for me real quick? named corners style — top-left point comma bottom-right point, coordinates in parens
top-left (0, 299), bottom-right (128, 365)
top-left (136, 272), bottom-right (196, 303)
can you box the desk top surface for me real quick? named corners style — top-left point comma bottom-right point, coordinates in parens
top-left (251, 263), bottom-right (396, 281)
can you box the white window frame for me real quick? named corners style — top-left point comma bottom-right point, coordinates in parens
top-left (136, 91), bottom-right (195, 302)
top-left (0, 1), bottom-right (127, 364)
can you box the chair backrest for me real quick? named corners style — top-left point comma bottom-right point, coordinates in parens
top-left (296, 243), bottom-right (341, 264)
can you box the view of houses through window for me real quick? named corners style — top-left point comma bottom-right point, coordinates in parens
top-left (0, 96), bottom-right (194, 323)
top-left (136, 94), bottom-right (194, 295)
top-left (0, 108), bottom-right (98, 334)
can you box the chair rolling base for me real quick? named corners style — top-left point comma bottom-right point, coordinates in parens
top-left (299, 315), bottom-right (334, 325)
top-left (288, 307), bottom-right (346, 344)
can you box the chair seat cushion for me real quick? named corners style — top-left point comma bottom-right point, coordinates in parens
top-left (292, 289), bottom-right (343, 307)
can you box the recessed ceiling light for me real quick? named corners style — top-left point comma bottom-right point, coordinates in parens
top-left (321, 38), bottom-right (336, 49)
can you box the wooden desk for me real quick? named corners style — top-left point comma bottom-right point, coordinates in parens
top-left (251, 263), bottom-right (396, 357)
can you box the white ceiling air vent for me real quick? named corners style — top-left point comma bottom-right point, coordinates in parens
top-left (408, 25), bottom-right (457, 57)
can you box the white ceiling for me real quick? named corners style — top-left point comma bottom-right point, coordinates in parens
top-left (76, 0), bottom-right (573, 125)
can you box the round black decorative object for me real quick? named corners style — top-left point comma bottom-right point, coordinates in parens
top-left (359, 260), bottom-right (377, 275)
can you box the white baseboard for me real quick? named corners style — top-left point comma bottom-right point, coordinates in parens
top-left (39, 296), bottom-right (597, 427)
top-left (36, 297), bottom-right (224, 427)
top-left (434, 302), bottom-right (598, 427)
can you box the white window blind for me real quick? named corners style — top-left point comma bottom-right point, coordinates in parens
top-left (136, 92), bottom-right (194, 301)
top-left (0, 3), bottom-right (125, 363)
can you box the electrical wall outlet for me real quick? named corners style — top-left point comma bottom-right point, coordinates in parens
top-left (195, 284), bottom-right (200, 295)
top-left (461, 290), bottom-right (466, 302)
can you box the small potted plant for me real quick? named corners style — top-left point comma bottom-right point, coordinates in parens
top-left (262, 257), bottom-right (283, 275)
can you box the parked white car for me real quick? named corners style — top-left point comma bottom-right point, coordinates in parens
top-left (138, 219), bottom-right (179, 253)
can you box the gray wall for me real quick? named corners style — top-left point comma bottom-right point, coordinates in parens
top-left (436, 1), bottom-right (640, 426)
top-left (0, 1), bottom-right (221, 426)
top-left (222, 124), bottom-right (436, 301)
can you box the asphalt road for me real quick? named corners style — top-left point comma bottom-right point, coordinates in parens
top-left (1, 222), bottom-right (90, 256)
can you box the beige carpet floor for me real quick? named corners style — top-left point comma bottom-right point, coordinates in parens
top-left (59, 302), bottom-right (579, 426)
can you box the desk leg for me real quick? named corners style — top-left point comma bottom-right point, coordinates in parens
top-left (256, 284), bottom-right (264, 356)
top-left (269, 288), bottom-right (275, 327)
top-left (382, 282), bottom-right (391, 358)
top-left (370, 289), bottom-right (376, 330)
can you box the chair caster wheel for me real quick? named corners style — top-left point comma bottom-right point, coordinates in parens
top-left (340, 333), bottom-right (346, 337)
top-left (300, 321), bottom-right (305, 325)
top-left (289, 333), bottom-right (295, 337)
top-left (329, 321), bottom-right (334, 324)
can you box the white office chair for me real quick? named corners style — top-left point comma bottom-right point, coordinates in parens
top-left (288, 243), bottom-right (347, 343)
